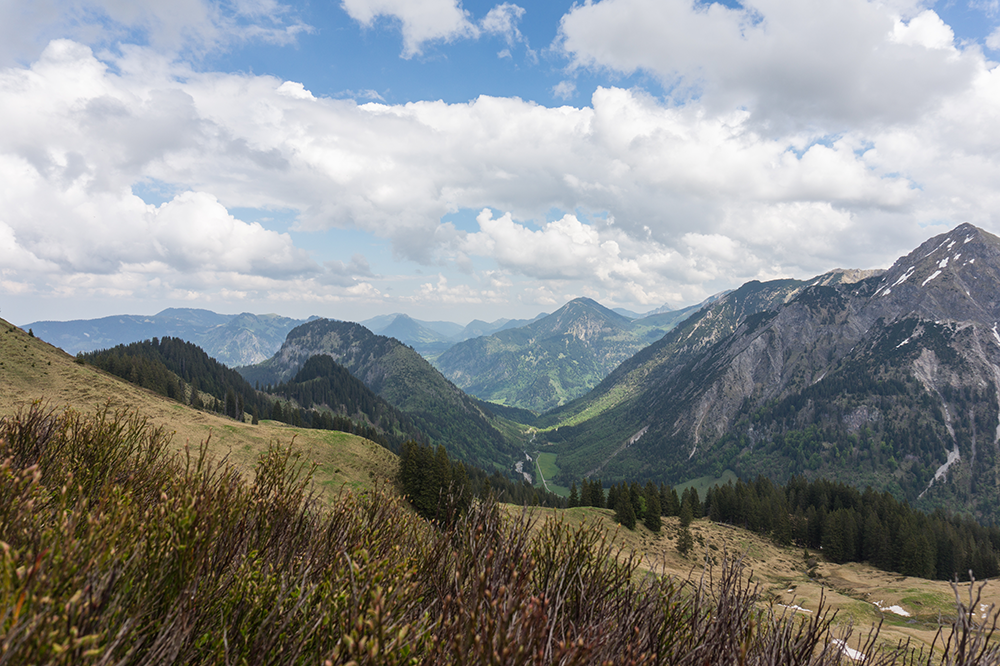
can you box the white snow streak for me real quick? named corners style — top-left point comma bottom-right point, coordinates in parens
top-left (922, 270), bottom-right (943, 286)
top-left (778, 603), bottom-right (812, 614)
top-left (832, 639), bottom-right (867, 662)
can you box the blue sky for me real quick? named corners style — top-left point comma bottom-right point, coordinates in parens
top-left (2, 0), bottom-right (1000, 326)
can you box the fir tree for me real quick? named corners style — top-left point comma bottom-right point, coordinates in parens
top-left (677, 525), bottom-right (694, 556)
top-left (679, 499), bottom-right (693, 529)
top-left (615, 491), bottom-right (636, 530)
top-left (643, 481), bottom-right (662, 533)
top-left (568, 482), bottom-right (579, 508)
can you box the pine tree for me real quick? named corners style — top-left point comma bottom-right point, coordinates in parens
top-left (661, 484), bottom-right (680, 516)
top-left (607, 484), bottom-right (621, 513)
top-left (568, 482), bottom-right (579, 508)
top-left (591, 479), bottom-right (605, 508)
top-left (644, 481), bottom-right (662, 533)
top-left (680, 488), bottom-right (700, 525)
top-left (679, 498), bottom-right (693, 529)
top-left (225, 390), bottom-right (237, 420)
top-left (629, 482), bottom-right (644, 520)
top-left (615, 491), bottom-right (636, 530)
top-left (677, 525), bottom-right (694, 556)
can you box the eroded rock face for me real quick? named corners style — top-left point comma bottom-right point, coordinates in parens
top-left (548, 224), bottom-right (1000, 520)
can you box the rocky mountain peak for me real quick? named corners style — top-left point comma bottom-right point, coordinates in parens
top-left (867, 223), bottom-right (1000, 327)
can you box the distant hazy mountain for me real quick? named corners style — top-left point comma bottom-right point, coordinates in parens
top-left (359, 311), bottom-right (550, 357)
top-left (239, 318), bottom-right (520, 468)
top-left (25, 308), bottom-right (310, 367)
top-left (539, 223), bottom-right (1000, 521)
top-left (361, 313), bottom-right (465, 339)
top-left (433, 298), bottom-right (705, 413)
top-left (454, 314), bottom-right (548, 342)
top-left (611, 307), bottom-right (646, 319)
top-left (643, 303), bottom-right (674, 316)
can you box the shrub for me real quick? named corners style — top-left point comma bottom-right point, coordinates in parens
top-left (2, 400), bottom-right (1000, 665)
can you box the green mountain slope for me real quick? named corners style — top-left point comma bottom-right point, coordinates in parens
top-left (541, 224), bottom-right (1000, 521)
top-left (79, 337), bottom-right (415, 450)
top-left (239, 319), bottom-right (521, 469)
top-left (434, 297), bottom-right (704, 413)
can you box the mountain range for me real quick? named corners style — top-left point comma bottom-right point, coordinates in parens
top-left (433, 297), bottom-right (705, 413)
top-left (360, 312), bottom-right (549, 357)
top-left (24, 309), bottom-right (313, 367)
top-left (21, 222), bottom-right (1000, 524)
top-left (538, 224), bottom-right (1000, 520)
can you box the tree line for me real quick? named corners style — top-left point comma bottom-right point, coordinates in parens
top-left (704, 475), bottom-right (1000, 580)
top-left (398, 440), bottom-right (565, 523)
top-left (80, 339), bottom-right (408, 450)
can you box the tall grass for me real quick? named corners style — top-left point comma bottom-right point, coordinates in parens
top-left (1, 401), bottom-right (998, 664)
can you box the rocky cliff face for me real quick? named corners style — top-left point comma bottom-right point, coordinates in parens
top-left (546, 225), bottom-right (1000, 520)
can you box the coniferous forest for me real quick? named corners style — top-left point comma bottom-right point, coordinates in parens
top-left (587, 471), bottom-right (1000, 582)
top-left (80, 339), bottom-right (413, 450)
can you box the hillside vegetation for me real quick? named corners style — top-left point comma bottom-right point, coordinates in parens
top-left (240, 318), bottom-right (523, 469)
top-left (0, 320), bottom-right (396, 496)
top-left (4, 400), bottom-right (1000, 664)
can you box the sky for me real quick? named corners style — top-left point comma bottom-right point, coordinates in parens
top-left (2, 0), bottom-right (1000, 326)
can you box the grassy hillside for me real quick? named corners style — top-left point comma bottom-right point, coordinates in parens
top-left (521, 505), bottom-right (1000, 657)
top-left (0, 320), bottom-right (396, 497)
top-left (3, 390), bottom-right (996, 663)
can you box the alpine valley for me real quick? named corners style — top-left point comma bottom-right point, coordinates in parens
top-left (16, 222), bottom-right (1000, 524)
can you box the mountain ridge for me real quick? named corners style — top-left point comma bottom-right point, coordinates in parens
top-left (239, 318), bottom-right (521, 468)
top-left (435, 295), bottom-right (723, 413)
top-left (540, 224), bottom-right (1000, 520)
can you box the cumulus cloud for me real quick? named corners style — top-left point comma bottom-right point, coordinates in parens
top-left (552, 80), bottom-right (575, 100)
top-left (480, 3), bottom-right (526, 47)
top-left (0, 0), bottom-right (309, 66)
top-left (3, 25), bottom-right (1000, 316)
top-left (988, 26), bottom-right (1000, 51)
top-left (557, 0), bottom-right (978, 134)
top-left (341, 0), bottom-right (480, 57)
top-left (322, 254), bottom-right (377, 287)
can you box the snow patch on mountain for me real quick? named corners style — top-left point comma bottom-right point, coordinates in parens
top-left (922, 270), bottom-right (942, 286)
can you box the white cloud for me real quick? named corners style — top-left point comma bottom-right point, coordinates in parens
top-left (340, 0), bottom-right (480, 58)
top-left (4, 29), bottom-right (1000, 316)
top-left (988, 26), bottom-right (1000, 51)
top-left (552, 80), bottom-right (576, 100)
top-left (411, 273), bottom-right (508, 304)
top-left (557, 0), bottom-right (978, 134)
top-left (322, 254), bottom-right (377, 287)
top-left (0, 0), bottom-right (309, 66)
top-left (480, 3), bottom-right (526, 47)
top-left (890, 10), bottom-right (955, 50)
